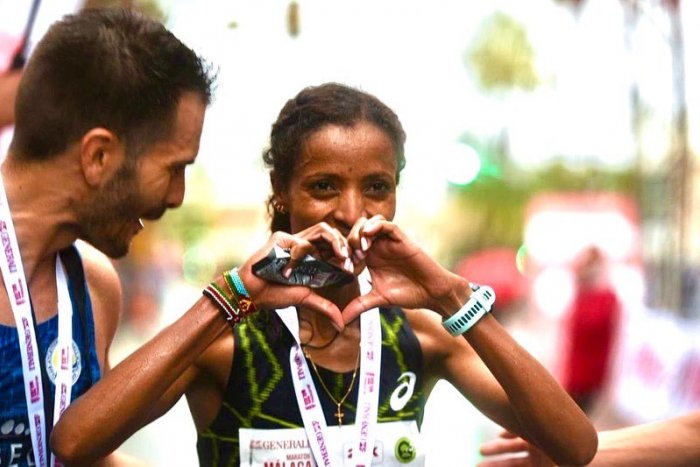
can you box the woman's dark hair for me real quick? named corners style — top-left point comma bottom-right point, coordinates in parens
top-left (10, 8), bottom-right (215, 161)
top-left (262, 82), bottom-right (406, 232)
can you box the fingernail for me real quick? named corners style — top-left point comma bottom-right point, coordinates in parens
top-left (361, 237), bottom-right (369, 252)
top-left (341, 245), bottom-right (349, 258)
top-left (344, 258), bottom-right (353, 272)
top-left (283, 268), bottom-right (292, 278)
top-left (354, 249), bottom-right (365, 260)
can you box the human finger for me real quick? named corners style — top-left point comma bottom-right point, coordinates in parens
top-left (238, 231), bottom-right (315, 282)
top-left (283, 238), bottom-right (316, 276)
top-left (476, 453), bottom-right (532, 467)
top-left (294, 222), bottom-right (353, 272)
top-left (296, 287), bottom-right (344, 331)
top-left (236, 259), bottom-right (344, 330)
top-left (347, 216), bottom-right (369, 262)
top-left (341, 291), bottom-right (388, 324)
top-left (480, 437), bottom-right (531, 456)
top-left (358, 215), bottom-right (386, 253)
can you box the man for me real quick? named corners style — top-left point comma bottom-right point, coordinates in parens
top-left (478, 410), bottom-right (700, 465)
top-left (0, 8), bottom-right (214, 466)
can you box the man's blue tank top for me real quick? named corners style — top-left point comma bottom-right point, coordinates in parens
top-left (0, 246), bottom-right (101, 467)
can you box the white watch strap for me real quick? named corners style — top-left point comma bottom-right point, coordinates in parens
top-left (442, 285), bottom-right (496, 336)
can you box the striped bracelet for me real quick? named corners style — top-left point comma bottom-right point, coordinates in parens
top-left (203, 268), bottom-right (257, 328)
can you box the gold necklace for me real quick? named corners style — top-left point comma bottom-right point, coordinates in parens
top-left (304, 346), bottom-right (360, 426)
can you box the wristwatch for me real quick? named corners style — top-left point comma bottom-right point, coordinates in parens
top-left (442, 284), bottom-right (496, 336)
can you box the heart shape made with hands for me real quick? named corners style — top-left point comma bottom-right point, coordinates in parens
top-left (248, 218), bottom-right (465, 327)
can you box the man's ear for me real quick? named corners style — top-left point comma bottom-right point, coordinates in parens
top-left (79, 128), bottom-right (124, 187)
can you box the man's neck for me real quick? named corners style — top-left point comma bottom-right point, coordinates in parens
top-left (0, 157), bottom-right (81, 281)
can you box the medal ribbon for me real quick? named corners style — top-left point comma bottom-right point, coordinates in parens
top-left (0, 175), bottom-right (73, 467)
top-left (277, 269), bottom-right (381, 467)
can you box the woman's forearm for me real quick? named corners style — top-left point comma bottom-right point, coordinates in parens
top-left (464, 315), bottom-right (598, 466)
top-left (51, 296), bottom-right (229, 465)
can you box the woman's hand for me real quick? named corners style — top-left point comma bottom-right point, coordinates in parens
top-left (342, 215), bottom-right (470, 323)
top-left (237, 229), bottom-right (352, 331)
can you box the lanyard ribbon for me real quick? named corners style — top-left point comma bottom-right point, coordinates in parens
top-left (277, 269), bottom-right (381, 467)
top-left (0, 175), bottom-right (73, 467)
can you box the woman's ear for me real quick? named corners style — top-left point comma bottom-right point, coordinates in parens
top-left (270, 172), bottom-right (288, 204)
top-left (79, 128), bottom-right (124, 187)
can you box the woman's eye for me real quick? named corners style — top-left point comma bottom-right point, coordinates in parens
top-left (368, 181), bottom-right (391, 192)
top-left (311, 181), bottom-right (334, 191)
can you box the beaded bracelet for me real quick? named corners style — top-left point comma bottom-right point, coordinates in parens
top-left (203, 267), bottom-right (257, 328)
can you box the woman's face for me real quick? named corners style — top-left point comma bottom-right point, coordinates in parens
top-left (282, 121), bottom-right (398, 236)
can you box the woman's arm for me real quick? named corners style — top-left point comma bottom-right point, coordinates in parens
top-left (344, 216), bottom-right (597, 466)
top-left (459, 314), bottom-right (596, 465)
top-left (51, 295), bottom-right (228, 465)
top-left (52, 231), bottom-right (347, 465)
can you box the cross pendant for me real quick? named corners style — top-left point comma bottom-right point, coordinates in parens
top-left (335, 405), bottom-right (344, 426)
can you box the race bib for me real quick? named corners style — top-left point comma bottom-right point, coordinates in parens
top-left (239, 421), bottom-right (423, 466)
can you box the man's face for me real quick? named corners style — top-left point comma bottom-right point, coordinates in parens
top-left (78, 92), bottom-right (206, 258)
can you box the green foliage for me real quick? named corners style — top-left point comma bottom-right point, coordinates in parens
top-left (443, 161), bottom-right (640, 265)
top-left (468, 12), bottom-right (539, 92)
top-left (157, 203), bottom-right (215, 246)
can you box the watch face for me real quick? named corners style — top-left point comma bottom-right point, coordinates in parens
top-left (252, 246), bottom-right (354, 288)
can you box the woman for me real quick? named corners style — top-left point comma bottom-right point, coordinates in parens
top-left (52, 83), bottom-right (596, 466)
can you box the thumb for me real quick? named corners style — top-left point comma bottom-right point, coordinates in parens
top-left (342, 291), bottom-right (386, 324)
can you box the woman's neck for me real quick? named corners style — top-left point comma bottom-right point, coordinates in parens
top-left (297, 278), bottom-right (362, 351)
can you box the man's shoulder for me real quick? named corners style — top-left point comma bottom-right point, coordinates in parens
top-left (72, 241), bottom-right (122, 364)
top-left (73, 240), bottom-right (121, 299)
top-left (74, 239), bottom-right (116, 272)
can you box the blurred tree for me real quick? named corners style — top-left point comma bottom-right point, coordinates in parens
top-left (441, 162), bottom-right (640, 268)
top-left (467, 12), bottom-right (539, 92)
top-left (446, 11), bottom-right (542, 266)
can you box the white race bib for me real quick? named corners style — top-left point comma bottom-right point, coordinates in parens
top-left (239, 420), bottom-right (424, 466)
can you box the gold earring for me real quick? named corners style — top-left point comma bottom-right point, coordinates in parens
top-left (273, 200), bottom-right (287, 214)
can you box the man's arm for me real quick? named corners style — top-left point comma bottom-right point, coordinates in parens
top-left (592, 411), bottom-right (700, 466)
top-left (478, 411), bottom-right (700, 467)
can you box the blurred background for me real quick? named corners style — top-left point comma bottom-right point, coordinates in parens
top-left (4, 0), bottom-right (700, 465)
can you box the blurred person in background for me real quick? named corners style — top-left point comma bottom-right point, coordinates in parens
top-left (52, 82), bottom-right (597, 466)
top-left (560, 246), bottom-right (621, 413)
top-left (0, 8), bottom-right (214, 466)
top-left (478, 410), bottom-right (700, 466)
top-left (0, 0), bottom-right (85, 155)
